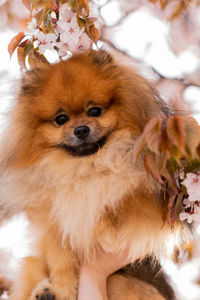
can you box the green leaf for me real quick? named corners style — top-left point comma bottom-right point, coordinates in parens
top-left (169, 145), bottom-right (182, 162)
top-left (185, 160), bottom-right (200, 173)
top-left (43, 9), bottom-right (54, 32)
top-left (167, 157), bottom-right (179, 174)
top-left (35, 9), bottom-right (45, 27)
top-left (77, 16), bottom-right (86, 29)
top-left (68, 0), bottom-right (77, 11)
top-left (180, 184), bottom-right (187, 195)
top-left (174, 192), bottom-right (185, 220)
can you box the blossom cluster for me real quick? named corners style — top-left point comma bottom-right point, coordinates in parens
top-left (179, 172), bottom-right (200, 224)
top-left (28, 3), bottom-right (93, 58)
top-left (8, 0), bottom-right (99, 69)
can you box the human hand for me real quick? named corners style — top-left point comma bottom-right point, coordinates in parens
top-left (78, 246), bottom-right (132, 300)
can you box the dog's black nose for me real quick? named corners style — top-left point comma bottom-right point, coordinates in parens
top-left (74, 126), bottom-right (90, 139)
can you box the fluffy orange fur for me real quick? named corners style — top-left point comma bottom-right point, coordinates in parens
top-left (0, 50), bottom-right (180, 299)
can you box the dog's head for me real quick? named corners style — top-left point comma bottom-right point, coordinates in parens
top-left (4, 50), bottom-right (167, 166)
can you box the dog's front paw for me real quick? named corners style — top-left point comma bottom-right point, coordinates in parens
top-left (30, 279), bottom-right (56, 300)
top-left (30, 278), bottom-right (77, 300)
top-left (35, 287), bottom-right (55, 300)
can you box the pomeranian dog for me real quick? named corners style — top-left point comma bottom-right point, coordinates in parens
top-left (0, 49), bottom-right (178, 299)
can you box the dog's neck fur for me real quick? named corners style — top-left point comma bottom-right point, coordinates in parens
top-left (0, 131), bottom-right (157, 253)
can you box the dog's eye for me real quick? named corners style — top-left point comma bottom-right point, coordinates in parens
top-left (55, 114), bottom-right (69, 126)
top-left (87, 107), bottom-right (102, 117)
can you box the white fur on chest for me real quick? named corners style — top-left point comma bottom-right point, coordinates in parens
top-left (0, 138), bottom-right (144, 253)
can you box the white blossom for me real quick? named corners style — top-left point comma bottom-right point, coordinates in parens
top-left (57, 3), bottom-right (76, 32)
top-left (60, 16), bottom-right (81, 40)
top-left (182, 172), bottom-right (200, 201)
top-left (179, 172), bottom-right (200, 224)
top-left (51, 11), bottom-right (57, 19)
top-left (27, 18), bottom-right (37, 33)
top-left (78, 33), bottom-right (92, 51)
top-left (59, 3), bottom-right (74, 21)
top-left (55, 41), bottom-right (76, 56)
top-left (36, 32), bottom-right (57, 54)
top-left (179, 211), bottom-right (194, 223)
top-left (179, 202), bottom-right (200, 224)
top-left (29, 1), bottom-right (95, 58)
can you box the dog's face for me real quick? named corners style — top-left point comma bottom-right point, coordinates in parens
top-left (30, 54), bottom-right (120, 157)
top-left (18, 51), bottom-right (122, 159)
top-left (6, 50), bottom-right (166, 167)
top-left (49, 103), bottom-right (116, 157)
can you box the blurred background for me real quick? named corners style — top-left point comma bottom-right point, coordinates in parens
top-left (0, 0), bottom-right (200, 299)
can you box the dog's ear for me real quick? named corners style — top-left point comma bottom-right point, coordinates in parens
top-left (20, 67), bottom-right (47, 97)
top-left (87, 49), bottom-right (113, 67)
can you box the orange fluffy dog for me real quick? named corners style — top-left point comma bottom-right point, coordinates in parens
top-left (0, 50), bottom-right (177, 299)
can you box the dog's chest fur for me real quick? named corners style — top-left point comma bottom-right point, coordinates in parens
top-left (0, 137), bottom-right (161, 256)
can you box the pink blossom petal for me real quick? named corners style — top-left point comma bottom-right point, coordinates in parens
top-left (60, 31), bottom-right (79, 44)
top-left (188, 193), bottom-right (200, 202)
top-left (70, 16), bottom-right (78, 27)
top-left (60, 3), bottom-right (74, 21)
top-left (45, 33), bottom-right (57, 43)
top-left (68, 40), bottom-right (79, 53)
top-left (27, 18), bottom-right (37, 32)
top-left (182, 173), bottom-right (200, 202)
top-left (179, 211), bottom-right (191, 221)
top-left (36, 31), bottom-right (46, 42)
top-left (78, 33), bottom-right (92, 51)
top-left (183, 198), bottom-right (190, 207)
top-left (187, 215), bottom-right (195, 224)
top-left (38, 44), bottom-right (47, 54)
top-left (57, 19), bottom-right (69, 31)
top-left (55, 41), bottom-right (69, 57)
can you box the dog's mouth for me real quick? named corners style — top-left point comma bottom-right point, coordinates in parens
top-left (58, 134), bottom-right (108, 157)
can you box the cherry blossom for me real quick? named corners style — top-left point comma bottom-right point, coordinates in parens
top-left (59, 33), bottom-right (79, 54)
top-left (179, 202), bottom-right (200, 224)
top-left (59, 3), bottom-right (75, 22)
top-left (51, 11), bottom-right (57, 20)
top-left (55, 41), bottom-right (68, 57)
top-left (60, 16), bottom-right (81, 41)
top-left (78, 33), bottom-right (92, 51)
top-left (56, 3), bottom-right (76, 33)
top-left (10, 0), bottom-right (99, 64)
top-left (182, 172), bottom-right (200, 201)
top-left (179, 172), bottom-right (200, 224)
top-left (55, 40), bottom-right (76, 57)
top-left (27, 18), bottom-right (37, 33)
top-left (54, 3), bottom-right (92, 55)
top-left (36, 32), bottom-right (57, 54)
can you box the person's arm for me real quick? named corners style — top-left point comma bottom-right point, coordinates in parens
top-left (78, 264), bottom-right (108, 300)
top-left (78, 247), bottom-right (132, 300)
